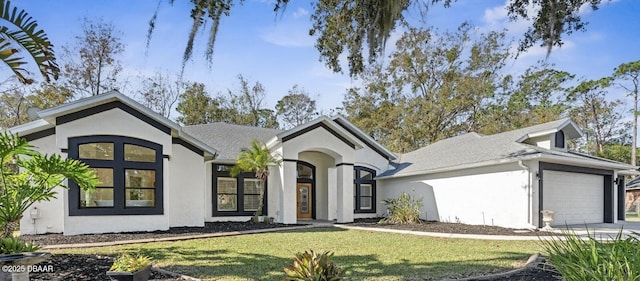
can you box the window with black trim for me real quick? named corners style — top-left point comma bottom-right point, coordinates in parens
top-left (68, 136), bottom-right (163, 216)
top-left (354, 166), bottom-right (376, 213)
top-left (213, 164), bottom-right (267, 216)
top-left (555, 130), bottom-right (565, 148)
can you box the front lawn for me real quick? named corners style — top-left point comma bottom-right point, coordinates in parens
top-left (56, 227), bottom-right (543, 280)
top-left (627, 212), bottom-right (640, 221)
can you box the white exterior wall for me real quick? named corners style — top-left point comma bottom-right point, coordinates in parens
top-left (168, 144), bottom-right (205, 227)
top-left (525, 136), bottom-right (551, 149)
top-left (379, 163), bottom-right (533, 229)
top-left (278, 127), bottom-right (355, 223)
top-left (20, 135), bottom-right (65, 235)
top-left (299, 151), bottom-right (335, 220)
top-left (354, 146), bottom-right (390, 219)
top-left (20, 108), bottom-right (191, 235)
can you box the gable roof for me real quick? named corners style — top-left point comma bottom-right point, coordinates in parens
top-left (514, 118), bottom-right (583, 143)
top-left (332, 115), bottom-right (397, 160)
top-left (184, 116), bottom-right (396, 163)
top-left (183, 123), bottom-right (282, 162)
top-left (8, 91), bottom-right (218, 157)
top-left (378, 119), bottom-right (636, 179)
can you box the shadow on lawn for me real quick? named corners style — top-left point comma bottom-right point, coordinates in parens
top-left (138, 247), bottom-right (527, 280)
top-left (121, 227), bottom-right (530, 280)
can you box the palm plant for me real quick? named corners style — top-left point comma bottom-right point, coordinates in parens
top-left (0, 0), bottom-right (60, 84)
top-left (0, 131), bottom-right (98, 238)
top-left (231, 140), bottom-right (281, 222)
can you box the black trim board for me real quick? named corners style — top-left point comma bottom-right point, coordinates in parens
top-left (172, 138), bottom-right (204, 156)
top-left (23, 127), bottom-right (55, 142)
top-left (282, 122), bottom-right (355, 149)
top-left (56, 101), bottom-right (171, 135)
top-left (336, 163), bottom-right (354, 167)
top-left (617, 177), bottom-right (626, 221)
top-left (538, 162), bottom-right (614, 227)
top-left (334, 118), bottom-right (393, 160)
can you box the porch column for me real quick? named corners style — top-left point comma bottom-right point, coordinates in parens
top-left (281, 160), bottom-right (298, 224)
top-left (327, 167), bottom-right (337, 221)
top-left (336, 164), bottom-right (354, 223)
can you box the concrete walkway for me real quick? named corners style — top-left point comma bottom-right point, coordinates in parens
top-left (337, 221), bottom-right (640, 241)
top-left (42, 220), bottom-right (640, 250)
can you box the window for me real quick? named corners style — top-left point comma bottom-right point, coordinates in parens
top-left (68, 136), bottom-right (163, 216)
top-left (213, 164), bottom-right (267, 216)
top-left (555, 130), bottom-right (565, 149)
top-left (354, 166), bottom-right (376, 213)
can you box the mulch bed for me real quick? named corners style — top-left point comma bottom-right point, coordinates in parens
top-left (30, 254), bottom-right (186, 281)
top-left (22, 221), bottom-right (298, 246)
top-left (347, 218), bottom-right (557, 236)
top-left (18, 220), bottom-right (562, 280)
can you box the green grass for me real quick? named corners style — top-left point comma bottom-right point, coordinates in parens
top-left (626, 212), bottom-right (640, 221)
top-left (55, 228), bottom-right (543, 281)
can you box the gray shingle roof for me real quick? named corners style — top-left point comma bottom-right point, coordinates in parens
top-left (183, 123), bottom-right (282, 161)
top-left (378, 118), bottom-right (632, 178)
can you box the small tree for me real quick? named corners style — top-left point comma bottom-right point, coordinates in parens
top-left (0, 132), bottom-right (98, 237)
top-left (231, 140), bottom-right (281, 222)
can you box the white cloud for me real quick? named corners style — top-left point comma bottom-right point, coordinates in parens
top-left (260, 21), bottom-right (314, 47)
top-left (293, 7), bottom-right (309, 18)
top-left (480, 0), bottom-right (533, 35)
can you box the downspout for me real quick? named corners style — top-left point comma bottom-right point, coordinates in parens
top-left (517, 160), bottom-right (534, 228)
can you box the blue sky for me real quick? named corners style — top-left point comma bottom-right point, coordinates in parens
top-left (9, 0), bottom-right (640, 115)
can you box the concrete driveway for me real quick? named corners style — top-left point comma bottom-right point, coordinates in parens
top-left (553, 221), bottom-right (640, 240)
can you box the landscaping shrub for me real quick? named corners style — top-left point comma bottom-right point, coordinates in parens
top-left (109, 253), bottom-right (152, 272)
top-left (380, 192), bottom-right (423, 224)
top-left (0, 237), bottom-right (41, 254)
top-left (283, 250), bottom-right (344, 281)
top-left (541, 229), bottom-right (640, 281)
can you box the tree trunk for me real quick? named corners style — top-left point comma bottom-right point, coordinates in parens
top-left (633, 90), bottom-right (638, 166)
top-left (252, 181), bottom-right (265, 223)
top-left (1, 220), bottom-right (19, 238)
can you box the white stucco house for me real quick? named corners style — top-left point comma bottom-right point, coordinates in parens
top-left (7, 91), bottom-right (637, 235)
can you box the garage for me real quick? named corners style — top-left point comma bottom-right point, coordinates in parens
top-left (542, 170), bottom-right (604, 225)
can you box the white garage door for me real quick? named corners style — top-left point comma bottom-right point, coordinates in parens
top-left (543, 170), bottom-right (604, 225)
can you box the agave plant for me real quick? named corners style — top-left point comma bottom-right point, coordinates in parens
top-left (0, 237), bottom-right (40, 254)
top-left (0, 131), bottom-right (98, 238)
top-left (283, 250), bottom-right (344, 281)
top-left (0, 0), bottom-right (60, 84)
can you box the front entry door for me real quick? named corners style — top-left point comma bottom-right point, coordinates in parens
top-left (297, 183), bottom-right (313, 219)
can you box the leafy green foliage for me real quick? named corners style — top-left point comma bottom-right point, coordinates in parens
top-left (150, 1), bottom-right (606, 77)
top-left (0, 131), bottom-right (98, 237)
top-left (541, 229), bottom-right (640, 281)
top-left (276, 85), bottom-right (318, 129)
top-left (613, 59), bottom-right (640, 166)
top-left (283, 250), bottom-right (344, 281)
top-left (506, 0), bottom-right (603, 56)
top-left (344, 24), bottom-right (510, 152)
top-left (109, 253), bottom-right (152, 272)
top-left (0, 237), bottom-right (41, 254)
top-left (479, 64), bottom-right (575, 135)
top-left (175, 75), bottom-right (279, 128)
top-left (231, 140), bottom-right (281, 222)
top-left (0, 0), bottom-right (59, 84)
top-left (568, 78), bottom-right (625, 154)
top-left (380, 192), bottom-right (423, 224)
